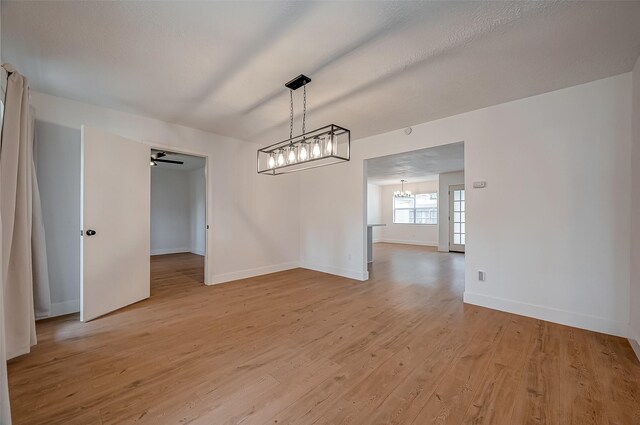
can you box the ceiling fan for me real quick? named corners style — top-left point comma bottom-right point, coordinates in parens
top-left (150, 151), bottom-right (184, 166)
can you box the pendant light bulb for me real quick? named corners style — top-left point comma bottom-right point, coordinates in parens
top-left (287, 146), bottom-right (297, 164)
top-left (324, 134), bottom-right (333, 155)
top-left (299, 142), bottom-right (308, 161)
top-left (277, 150), bottom-right (285, 167)
top-left (267, 153), bottom-right (276, 169)
top-left (312, 138), bottom-right (321, 158)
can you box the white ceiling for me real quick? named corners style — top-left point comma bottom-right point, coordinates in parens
top-left (366, 142), bottom-right (464, 186)
top-left (3, 2), bottom-right (640, 145)
top-left (151, 150), bottom-right (205, 171)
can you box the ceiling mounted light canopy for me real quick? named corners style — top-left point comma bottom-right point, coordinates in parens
top-left (394, 180), bottom-right (412, 198)
top-left (257, 74), bottom-right (350, 175)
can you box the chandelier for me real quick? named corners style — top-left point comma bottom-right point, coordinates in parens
top-left (257, 74), bottom-right (350, 175)
top-left (394, 180), bottom-right (412, 198)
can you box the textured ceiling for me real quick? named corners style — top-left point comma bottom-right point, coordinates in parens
top-left (3, 1), bottom-right (640, 144)
top-left (366, 142), bottom-right (464, 186)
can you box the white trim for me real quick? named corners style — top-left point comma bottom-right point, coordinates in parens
top-left (207, 262), bottom-right (299, 285)
top-left (151, 247), bottom-right (191, 256)
top-left (300, 261), bottom-right (369, 281)
top-left (629, 326), bottom-right (640, 362)
top-left (463, 291), bottom-right (628, 338)
top-left (38, 299), bottom-right (80, 319)
top-left (378, 239), bottom-right (438, 247)
top-left (190, 249), bottom-right (205, 256)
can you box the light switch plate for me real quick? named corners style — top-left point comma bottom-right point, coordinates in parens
top-left (473, 181), bottom-right (487, 189)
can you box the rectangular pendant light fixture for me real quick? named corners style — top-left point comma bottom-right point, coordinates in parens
top-left (257, 124), bottom-right (350, 175)
top-left (257, 74), bottom-right (351, 175)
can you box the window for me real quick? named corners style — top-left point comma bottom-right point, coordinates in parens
top-left (393, 192), bottom-right (437, 224)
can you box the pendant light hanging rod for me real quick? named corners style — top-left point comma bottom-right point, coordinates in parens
top-left (302, 84), bottom-right (306, 136)
top-left (289, 89), bottom-right (294, 140)
top-left (287, 76), bottom-right (308, 139)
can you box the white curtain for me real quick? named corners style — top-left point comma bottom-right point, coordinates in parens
top-left (1, 63), bottom-right (36, 359)
top-left (0, 198), bottom-right (9, 425)
top-left (0, 63), bottom-right (52, 424)
top-left (0, 180), bottom-right (11, 425)
top-left (30, 111), bottom-right (51, 320)
top-left (0, 63), bottom-right (12, 425)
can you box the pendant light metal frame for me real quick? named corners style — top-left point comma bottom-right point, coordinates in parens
top-left (257, 124), bottom-right (350, 175)
top-left (257, 74), bottom-right (351, 175)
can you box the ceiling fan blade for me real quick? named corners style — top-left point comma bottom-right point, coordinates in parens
top-left (151, 151), bottom-right (167, 160)
top-left (154, 159), bottom-right (184, 165)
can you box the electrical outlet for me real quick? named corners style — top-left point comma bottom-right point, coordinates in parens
top-left (478, 271), bottom-right (486, 281)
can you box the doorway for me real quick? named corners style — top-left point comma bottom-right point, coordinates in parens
top-left (79, 128), bottom-right (210, 321)
top-left (363, 142), bottom-right (465, 280)
top-left (150, 149), bottom-right (207, 289)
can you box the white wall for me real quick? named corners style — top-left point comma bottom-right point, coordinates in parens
top-left (438, 171), bottom-right (465, 251)
top-left (378, 180), bottom-right (439, 246)
top-left (150, 166), bottom-right (206, 256)
top-left (300, 74), bottom-right (632, 337)
top-left (150, 167), bottom-right (192, 255)
top-left (189, 167), bottom-right (206, 256)
top-left (34, 121), bottom-right (81, 317)
top-left (31, 91), bottom-right (300, 285)
top-left (366, 183), bottom-right (382, 242)
top-left (630, 56), bottom-right (640, 358)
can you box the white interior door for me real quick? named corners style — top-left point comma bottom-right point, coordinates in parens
top-left (449, 184), bottom-right (465, 253)
top-left (81, 126), bottom-right (150, 321)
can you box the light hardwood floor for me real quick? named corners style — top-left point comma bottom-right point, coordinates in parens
top-left (8, 244), bottom-right (640, 424)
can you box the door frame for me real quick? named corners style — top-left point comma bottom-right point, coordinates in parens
top-left (449, 183), bottom-right (465, 253)
top-left (147, 141), bottom-right (210, 282)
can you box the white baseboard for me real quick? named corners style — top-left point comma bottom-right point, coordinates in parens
top-left (629, 326), bottom-right (640, 362)
top-left (438, 244), bottom-right (449, 252)
top-left (463, 291), bottom-right (629, 338)
top-left (151, 247), bottom-right (191, 256)
top-left (300, 261), bottom-right (368, 281)
top-left (379, 239), bottom-right (438, 247)
top-left (152, 248), bottom-right (205, 256)
top-left (207, 261), bottom-right (299, 285)
top-left (37, 299), bottom-right (80, 320)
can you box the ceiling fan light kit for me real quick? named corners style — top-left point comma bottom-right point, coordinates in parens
top-left (257, 74), bottom-right (350, 175)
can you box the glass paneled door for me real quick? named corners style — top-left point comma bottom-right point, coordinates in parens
top-left (449, 184), bottom-right (465, 252)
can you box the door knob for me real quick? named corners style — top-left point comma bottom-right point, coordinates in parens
top-left (86, 229), bottom-right (97, 236)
